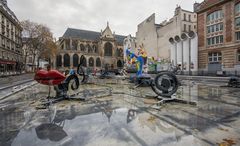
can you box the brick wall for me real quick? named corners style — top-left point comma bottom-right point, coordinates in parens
top-left (198, 13), bottom-right (205, 48)
top-left (225, 2), bottom-right (233, 43)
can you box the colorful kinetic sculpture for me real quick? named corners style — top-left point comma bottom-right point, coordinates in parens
top-left (126, 47), bottom-right (147, 77)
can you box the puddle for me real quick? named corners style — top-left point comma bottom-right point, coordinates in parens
top-left (8, 106), bottom-right (204, 146)
top-left (1, 79), bottom-right (240, 146)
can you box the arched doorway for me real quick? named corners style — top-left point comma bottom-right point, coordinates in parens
top-left (96, 58), bottom-right (101, 67)
top-left (80, 55), bottom-right (87, 67)
top-left (64, 54), bottom-right (70, 67)
top-left (104, 42), bottom-right (113, 56)
top-left (89, 57), bottom-right (94, 67)
top-left (117, 60), bottom-right (123, 68)
top-left (73, 54), bottom-right (79, 67)
top-left (56, 55), bottom-right (62, 67)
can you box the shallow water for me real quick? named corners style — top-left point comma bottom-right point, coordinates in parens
top-left (0, 79), bottom-right (240, 146)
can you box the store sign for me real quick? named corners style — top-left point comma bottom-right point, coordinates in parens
top-left (0, 60), bottom-right (16, 64)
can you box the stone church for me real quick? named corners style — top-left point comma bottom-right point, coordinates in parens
top-left (55, 24), bottom-right (125, 71)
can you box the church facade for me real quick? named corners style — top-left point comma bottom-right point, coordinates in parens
top-left (55, 24), bottom-right (125, 71)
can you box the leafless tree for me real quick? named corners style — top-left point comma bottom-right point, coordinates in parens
top-left (21, 20), bottom-right (57, 71)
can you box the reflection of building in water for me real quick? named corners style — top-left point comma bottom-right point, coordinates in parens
top-left (198, 85), bottom-right (222, 99)
top-left (138, 113), bottom-right (176, 133)
top-left (0, 107), bottom-right (25, 146)
top-left (176, 83), bottom-right (198, 101)
top-left (127, 109), bottom-right (137, 124)
top-left (208, 87), bottom-right (222, 98)
top-left (35, 123), bottom-right (67, 142)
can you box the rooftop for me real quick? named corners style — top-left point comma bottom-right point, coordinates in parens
top-left (62, 28), bottom-right (126, 45)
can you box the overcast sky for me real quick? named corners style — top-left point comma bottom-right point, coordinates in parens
top-left (8, 0), bottom-right (200, 38)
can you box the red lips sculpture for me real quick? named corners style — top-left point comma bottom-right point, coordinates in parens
top-left (34, 70), bottom-right (66, 85)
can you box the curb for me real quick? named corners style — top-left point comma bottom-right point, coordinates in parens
top-left (0, 79), bottom-right (34, 91)
top-left (177, 75), bottom-right (230, 83)
top-left (0, 81), bottom-right (38, 101)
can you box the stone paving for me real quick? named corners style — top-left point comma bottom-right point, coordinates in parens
top-left (0, 79), bottom-right (240, 146)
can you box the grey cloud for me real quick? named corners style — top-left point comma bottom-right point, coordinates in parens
top-left (8, 0), bottom-right (198, 38)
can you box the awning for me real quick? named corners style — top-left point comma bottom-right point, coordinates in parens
top-left (0, 59), bottom-right (16, 65)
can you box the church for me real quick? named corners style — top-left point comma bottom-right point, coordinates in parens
top-left (55, 24), bottom-right (126, 71)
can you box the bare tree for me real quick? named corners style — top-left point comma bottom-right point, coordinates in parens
top-left (21, 20), bottom-right (57, 71)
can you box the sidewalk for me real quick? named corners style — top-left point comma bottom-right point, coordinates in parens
top-left (0, 73), bottom-right (35, 89)
top-left (177, 75), bottom-right (230, 83)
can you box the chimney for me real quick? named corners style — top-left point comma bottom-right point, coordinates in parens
top-left (194, 2), bottom-right (201, 12)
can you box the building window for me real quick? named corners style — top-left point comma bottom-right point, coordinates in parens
top-left (207, 35), bottom-right (223, 46)
top-left (56, 55), bottom-right (62, 67)
top-left (235, 3), bottom-right (240, 14)
top-left (65, 39), bottom-right (70, 50)
top-left (238, 50), bottom-right (240, 62)
top-left (207, 10), bottom-right (223, 22)
top-left (184, 24), bottom-right (187, 32)
top-left (72, 40), bottom-right (78, 50)
top-left (96, 58), bottom-right (101, 67)
top-left (189, 25), bottom-right (191, 31)
top-left (87, 44), bottom-right (93, 53)
top-left (184, 13), bottom-right (186, 21)
top-left (93, 45), bottom-right (98, 53)
top-left (73, 54), bottom-right (79, 67)
top-left (207, 23), bottom-right (223, 34)
top-left (236, 32), bottom-right (240, 41)
top-left (80, 55), bottom-right (87, 67)
top-left (208, 52), bottom-right (222, 63)
top-left (64, 54), bottom-right (70, 67)
top-left (80, 44), bottom-right (85, 52)
top-left (104, 42), bottom-right (113, 56)
top-left (89, 57), bottom-right (94, 67)
top-left (236, 17), bottom-right (240, 27)
top-left (117, 60), bottom-right (123, 68)
top-left (188, 15), bottom-right (191, 22)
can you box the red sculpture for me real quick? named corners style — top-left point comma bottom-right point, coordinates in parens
top-left (34, 70), bottom-right (66, 85)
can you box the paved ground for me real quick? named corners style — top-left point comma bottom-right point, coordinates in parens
top-left (0, 78), bottom-right (239, 146)
top-left (0, 73), bottom-right (34, 89)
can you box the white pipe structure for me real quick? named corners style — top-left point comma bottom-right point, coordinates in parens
top-left (175, 35), bottom-right (182, 67)
top-left (169, 37), bottom-right (176, 65)
top-left (169, 31), bottom-right (198, 75)
top-left (181, 33), bottom-right (190, 71)
top-left (189, 31), bottom-right (198, 73)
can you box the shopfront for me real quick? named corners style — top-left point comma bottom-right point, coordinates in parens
top-left (0, 59), bottom-right (17, 76)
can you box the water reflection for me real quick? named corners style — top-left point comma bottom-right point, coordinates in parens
top-left (35, 123), bottom-right (67, 142)
top-left (10, 104), bottom-right (187, 146)
top-left (127, 109), bottom-right (137, 124)
top-left (2, 80), bottom-right (240, 146)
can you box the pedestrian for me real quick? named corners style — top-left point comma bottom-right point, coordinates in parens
top-left (69, 67), bottom-right (75, 75)
top-left (47, 65), bottom-right (51, 71)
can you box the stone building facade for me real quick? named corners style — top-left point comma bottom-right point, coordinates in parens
top-left (136, 6), bottom-right (197, 61)
top-left (196, 0), bottom-right (240, 75)
top-left (55, 24), bottom-right (125, 71)
top-left (0, 0), bottom-right (23, 76)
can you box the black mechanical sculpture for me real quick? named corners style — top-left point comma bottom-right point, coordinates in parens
top-left (228, 76), bottom-right (240, 88)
